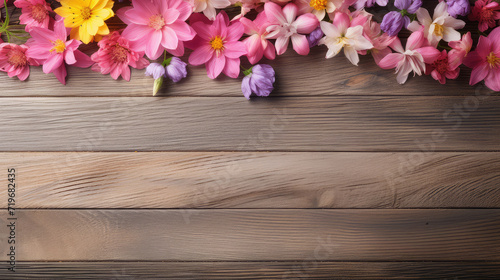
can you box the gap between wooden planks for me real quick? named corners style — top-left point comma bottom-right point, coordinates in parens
top-left (4, 261), bottom-right (500, 279)
top-left (0, 209), bottom-right (498, 261)
top-left (0, 96), bottom-right (499, 151)
top-left (0, 152), bottom-right (498, 208)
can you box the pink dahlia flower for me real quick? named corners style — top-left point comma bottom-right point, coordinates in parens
top-left (240, 12), bottom-right (275, 65)
top-left (379, 29), bottom-right (441, 84)
top-left (188, 12), bottom-right (247, 79)
top-left (0, 43), bottom-right (39, 80)
top-left (463, 27), bottom-right (500, 91)
top-left (25, 19), bottom-right (93, 84)
top-left (264, 2), bottom-right (319, 56)
top-left (14, 0), bottom-right (53, 32)
top-left (118, 0), bottom-right (196, 60)
top-left (426, 50), bottom-right (460, 84)
top-left (469, 0), bottom-right (500, 32)
top-left (91, 31), bottom-right (149, 81)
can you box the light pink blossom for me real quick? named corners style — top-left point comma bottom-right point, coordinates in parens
top-left (448, 31), bottom-right (472, 69)
top-left (319, 12), bottom-right (373, 65)
top-left (191, 0), bottom-right (231, 20)
top-left (240, 12), bottom-right (275, 64)
top-left (379, 29), bottom-right (441, 84)
top-left (264, 2), bottom-right (319, 56)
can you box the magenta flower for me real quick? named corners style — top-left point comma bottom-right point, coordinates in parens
top-left (469, 0), bottom-right (500, 32)
top-left (118, 0), bottom-right (196, 60)
top-left (25, 19), bottom-right (93, 85)
top-left (463, 27), bottom-right (500, 91)
top-left (188, 12), bottom-right (247, 79)
top-left (264, 2), bottom-right (319, 56)
top-left (14, 0), bottom-right (53, 32)
top-left (240, 12), bottom-right (275, 65)
top-left (0, 43), bottom-right (39, 80)
top-left (426, 50), bottom-right (460, 84)
top-left (379, 29), bottom-right (440, 84)
top-left (91, 31), bottom-right (149, 81)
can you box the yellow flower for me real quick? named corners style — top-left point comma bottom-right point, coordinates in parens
top-left (55, 0), bottom-right (114, 44)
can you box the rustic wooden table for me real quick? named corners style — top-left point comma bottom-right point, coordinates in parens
top-left (0, 44), bottom-right (499, 279)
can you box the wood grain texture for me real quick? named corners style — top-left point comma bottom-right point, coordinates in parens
top-left (1, 209), bottom-right (499, 261)
top-left (0, 47), bottom-right (487, 97)
top-left (0, 96), bottom-right (499, 151)
top-left (1, 152), bottom-right (499, 208)
top-left (5, 261), bottom-right (500, 279)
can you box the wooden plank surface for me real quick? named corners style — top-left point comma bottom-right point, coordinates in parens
top-left (5, 261), bottom-right (500, 279)
top-left (0, 96), bottom-right (499, 151)
top-left (1, 152), bottom-right (499, 208)
top-left (0, 48), bottom-right (485, 97)
top-left (1, 209), bottom-right (499, 261)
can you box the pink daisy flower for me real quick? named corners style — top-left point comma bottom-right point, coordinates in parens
top-left (25, 19), bottom-right (93, 84)
top-left (14, 0), bottom-right (53, 32)
top-left (91, 31), bottom-right (149, 81)
top-left (0, 43), bottom-right (39, 80)
top-left (118, 0), bottom-right (196, 60)
top-left (188, 11), bottom-right (247, 79)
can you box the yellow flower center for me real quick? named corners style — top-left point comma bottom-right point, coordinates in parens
top-left (310, 0), bottom-right (327, 11)
top-left (111, 44), bottom-right (129, 63)
top-left (51, 39), bottom-right (66, 53)
top-left (148, 14), bottom-right (166, 31)
top-left (433, 23), bottom-right (444, 37)
top-left (31, 4), bottom-right (48, 23)
top-left (210, 36), bottom-right (224, 51)
top-left (487, 52), bottom-right (500, 68)
top-left (7, 48), bottom-right (27, 68)
top-left (80, 7), bottom-right (92, 20)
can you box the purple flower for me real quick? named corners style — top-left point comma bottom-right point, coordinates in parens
top-left (241, 64), bottom-right (275, 100)
top-left (381, 11), bottom-right (406, 36)
top-left (307, 27), bottom-right (323, 48)
top-left (446, 0), bottom-right (470, 17)
top-left (381, 0), bottom-right (422, 36)
top-left (354, 0), bottom-right (388, 9)
top-left (394, 0), bottom-right (422, 13)
top-left (165, 57), bottom-right (187, 83)
top-left (145, 63), bottom-right (165, 80)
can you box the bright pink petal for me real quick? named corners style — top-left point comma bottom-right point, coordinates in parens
top-left (294, 13), bottom-right (319, 34)
top-left (226, 21), bottom-right (245, 42)
top-left (168, 21), bottom-right (196, 41)
top-left (333, 12), bottom-right (350, 33)
top-left (265, 2), bottom-right (286, 25)
top-left (291, 34), bottom-right (309, 55)
top-left (378, 53), bottom-right (403, 69)
top-left (222, 57), bottom-right (240, 78)
top-left (484, 68), bottom-right (500, 91)
top-left (146, 30), bottom-right (163, 59)
top-left (206, 55), bottom-right (226, 79)
top-left (192, 22), bottom-right (213, 41)
top-left (189, 44), bottom-right (214, 65)
top-left (161, 27), bottom-right (179, 50)
top-left (64, 50), bottom-right (76, 65)
top-left (73, 50), bottom-right (94, 68)
top-left (469, 62), bottom-right (489, 86)
top-left (416, 46), bottom-right (441, 64)
top-left (52, 64), bottom-right (67, 85)
top-left (224, 41), bottom-right (247, 58)
top-left (43, 54), bottom-right (64, 74)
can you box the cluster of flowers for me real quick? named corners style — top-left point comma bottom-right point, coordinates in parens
top-left (1, 0), bottom-right (500, 98)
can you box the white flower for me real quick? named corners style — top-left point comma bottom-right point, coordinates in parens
top-left (407, 1), bottom-right (465, 47)
top-left (191, 0), bottom-right (231, 20)
top-left (318, 14), bottom-right (373, 66)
